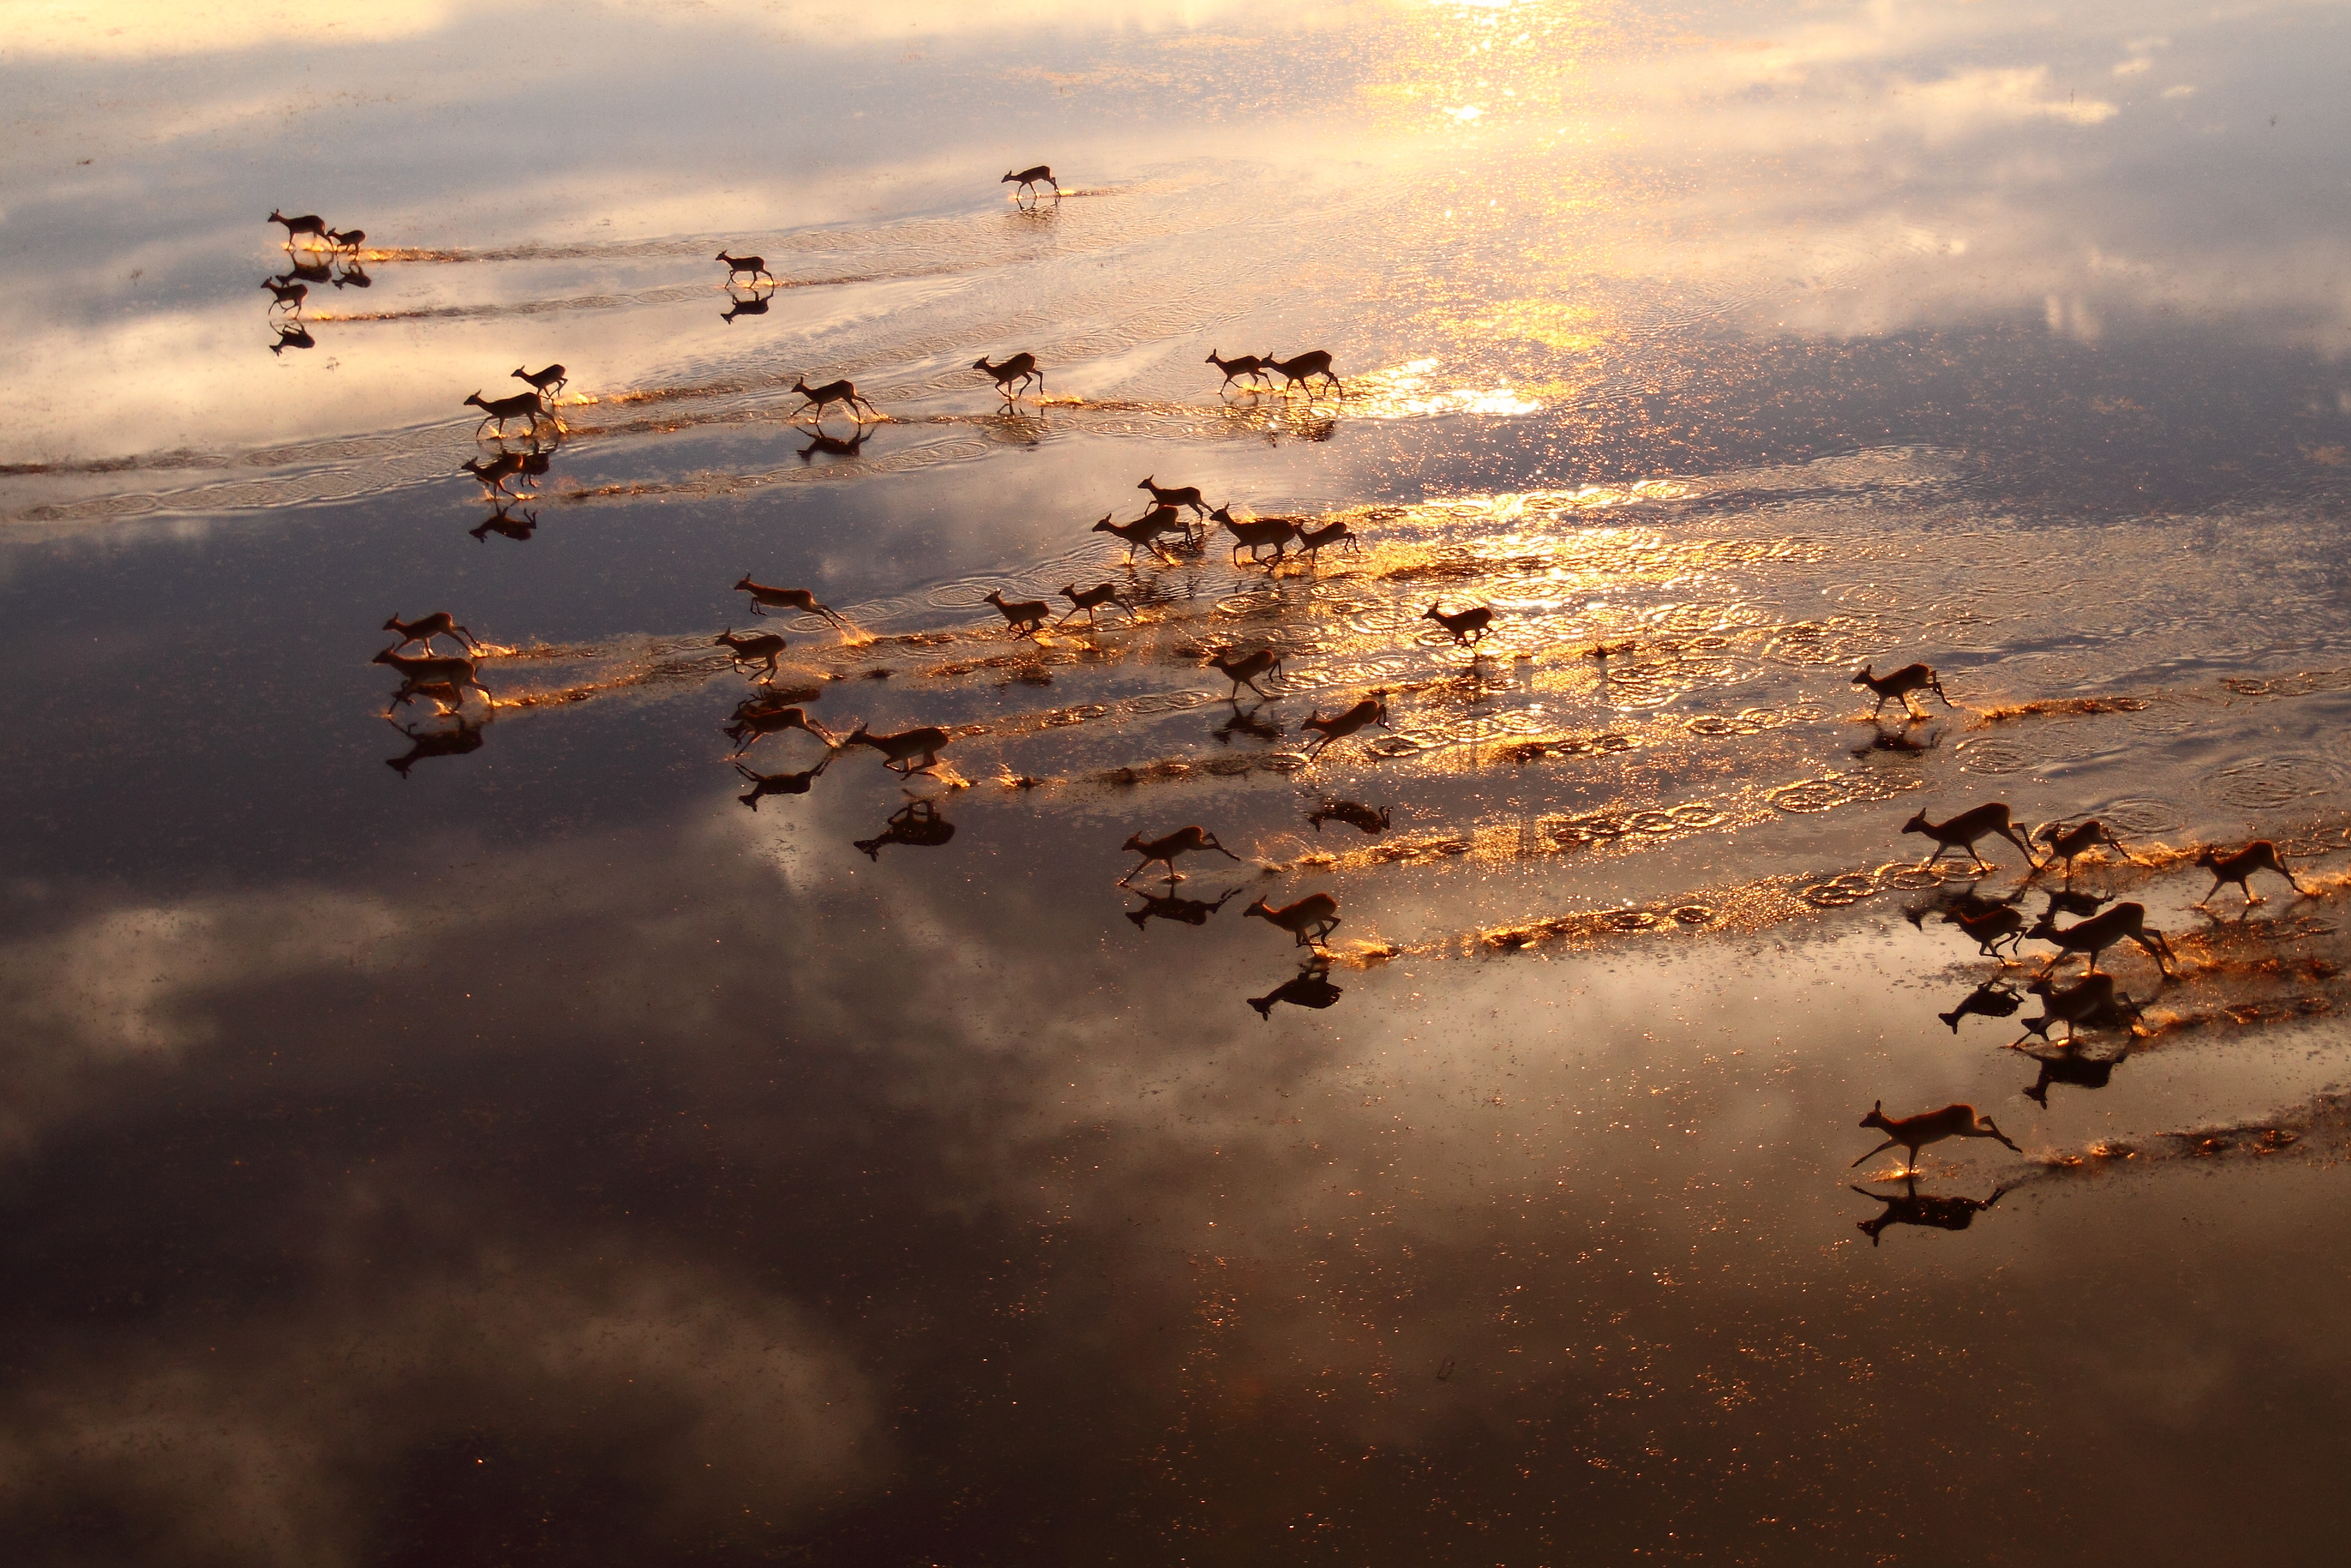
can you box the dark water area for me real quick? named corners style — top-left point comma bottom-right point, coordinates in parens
top-left (6, 2), bottom-right (2351, 1563)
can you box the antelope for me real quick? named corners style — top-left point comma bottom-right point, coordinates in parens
top-left (382, 611), bottom-right (482, 654)
top-left (1937, 980), bottom-right (2023, 1033)
top-left (1297, 520), bottom-right (1360, 561)
top-left (268, 324), bottom-right (316, 355)
top-left (733, 753), bottom-right (831, 810)
top-left (1900, 803), bottom-right (2036, 869)
top-left (715, 628), bottom-right (788, 679)
top-left (840, 721), bottom-right (951, 775)
top-left (1206, 349), bottom-right (1272, 389)
top-left (724, 704), bottom-right (824, 756)
top-left (385, 719), bottom-right (484, 778)
top-left (2014, 972), bottom-right (2142, 1046)
top-left (1057, 581), bottom-right (1129, 625)
top-left (1132, 500), bottom-right (1203, 549)
top-left (1119, 825), bottom-right (1242, 885)
top-left (260, 278), bottom-right (307, 311)
top-left (1308, 800), bottom-right (1391, 835)
top-left (1127, 885), bottom-right (1242, 932)
top-left (1249, 966), bottom-right (1345, 1018)
top-left (1851, 662), bottom-right (1952, 719)
top-left (2194, 840), bottom-right (2309, 906)
top-left (373, 648), bottom-right (491, 714)
top-left (1941, 905), bottom-right (2026, 958)
top-left (1301, 696), bottom-right (1390, 759)
top-left (1852, 1180), bottom-right (2008, 1244)
top-left (1263, 349), bottom-right (1341, 394)
top-left (2018, 1048), bottom-right (2122, 1109)
top-left (1093, 512), bottom-right (1178, 563)
top-left (464, 389), bottom-right (544, 435)
top-left (470, 504), bottom-right (538, 542)
top-left (791, 376), bottom-right (880, 423)
top-left (732, 577), bottom-right (849, 628)
top-left (269, 209), bottom-right (329, 244)
top-left (854, 800), bottom-right (956, 858)
top-left (2035, 818), bottom-right (2131, 879)
top-left (511, 364), bottom-right (568, 399)
top-left (983, 589), bottom-right (1050, 637)
top-left (716, 250), bottom-right (773, 284)
top-left (1211, 504), bottom-right (1296, 565)
top-left (462, 451), bottom-right (530, 494)
top-left (327, 227), bottom-right (365, 251)
top-left (1002, 165), bottom-right (1061, 199)
top-left (1206, 647), bottom-right (1283, 699)
top-left (1852, 1101), bottom-right (2020, 1172)
top-left (1137, 476), bottom-right (1210, 518)
top-left (2026, 901), bottom-right (2176, 977)
top-left (1245, 892), bottom-right (1341, 947)
top-left (1422, 602), bottom-right (1493, 646)
top-left (974, 353), bottom-right (1043, 399)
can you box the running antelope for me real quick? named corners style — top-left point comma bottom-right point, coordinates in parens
top-left (714, 628), bottom-right (788, 680)
top-left (1297, 520), bottom-right (1360, 561)
top-left (1263, 349), bottom-right (1341, 394)
top-left (1206, 647), bottom-right (1283, 699)
top-left (716, 250), bottom-right (773, 284)
top-left (1900, 803), bottom-right (2036, 870)
top-left (1852, 662), bottom-right (1952, 719)
top-left (326, 227), bottom-right (365, 251)
top-left (2035, 818), bottom-right (2131, 879)
top-left (511, 364), bottom-right (568, 398)
top-left (1852, 1101), bottom-right (2021, 1172)
top-left (1092, 512), bottom-right (1178, 563)
top-left (1206, 349), bottom-right (1273, 390)
top-left (1941, 905), bottom-right (2026, 958)
top-left (974, 353), bottom-right (1043, 399)
top-left (791, 376), bottom-right (879, 424)
top-left (260, 278), bottom-right (307, 311)
top-left (382, 611), bottom-right (481, 654)
top-left (1057, 581), bottom-right (1129, 625)
top-left (1422, 602), bottom-right (1494, 647)
top-left (1126, 501), bottom-right (1203, 551)
top-left (464, 389), bottom-right (544, 435)
top-left (1137, 476), bottom-right (1210, 518)
top-left (733, 754), bottom-right (831, 810)
top-left (1120, 825), bottom-right (1242, 884)
top-left (1308, 800), bottom-right (1391, 835)
top-left (372, 648), bottom-right (491, 714)
top-left (1301, 696), bottom-right (1390, 759)
top-left (2015, 972), bottom-right (2142, 1046)
top-left (1002, 165), bottom-right (1061, 199)
top-left (461, 452), bottom-right (530, 495)
top-left (983, 590), bottom-right (1050, 637)
top-left (1937, 980), bottom-right (2023, 1033)
top-left (732, 577), bottom-right (849, 627)
top-left (269, 209), bottom-right (329, 244)
top-left (1210, 505), bottom-right (1297, 565)
top-left (1245, 893), bottom-right (1341, 947)
top-left (840, 721), bottom-right (951, 775)
top-left (2026, 901), bottom-right (2176, 977)
top-left (2194, 840), bottom-right (2310, 906)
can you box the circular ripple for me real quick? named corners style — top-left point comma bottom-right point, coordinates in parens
top-left (2205, 756), bottom-right (2347, 811)
top-left (2097, 796), bottom-right (2185, 836)
top-left (1802, 873), bottom-right (1877, 908)
top-left (1669, 905), bottom-right (1715, 926)
top-left (1771, 779), bottom-right (1849, 814)
top-left (1954, 737), bottom-right (2041, 776)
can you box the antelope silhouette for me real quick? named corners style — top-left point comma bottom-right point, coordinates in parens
top-left (469, 503), bottom-right (538, 542)
top-left (373, 648), bottom-right (491, 715)
top-left (1901, 803), bottom-right (2035, 869)
top-left (1057, 581), bottom-right (1129, 625)
top-left (2013, 972), bottom-right (2142, 1046)
top-left (2017, 1045), bottom-right (2123, 1108)
top-left (2194, 840), bottom-right (2309, 906)
top-left (714, 627), bottom-right (788, 680)
top-left (1301, 696), bottom-right (1390, 759)
top-left (984, 589), bottom-right (1050, 637)
top-left (274, 258), bottom-right (332, 285)
top-left (1307, 799), bottom-right (1391, 835)
top-left (2026, 902), bottom-right (2175, 978)
top-left (1938, 980), bottom-right (2023, 1032)
top-left (1206, 647), bottom-right (1283, 699)
top-left (1852, 662), bottom-right (1952, 719)
top-left (733, 753), bottom-right (831, 810)
top-left (1210, 504), bottom-right (1296, 565)
top-left (722, 290), bottom-right (773, 325)
top-left (716, 250), bottom-right (773, 284)
top-left (385, 717), bottom-right (484, 777)
top-left (511, 364), bottom-right (568, 398)
top-left (1852, 1176), bottom-right (2008, 1243)
top-left (1092, 511), bottom-right (1178, 563)
top-left (1852, 1101), bottom-right (2021, 1172)
top-left (1263, 350), bottom-right (1341, 394)
top-left (724, 704), bottom-right (827, 756)
top-left (326, 227), bottom-right (365, 251)
top-left (1297, 520), bottom-right (1361, 562)
top-left (840, 721), bottom-right (951, 775)
top-left (974, 353), bottom-right (1043, 399)
top-left (1137, 476), bottom-right (1209, 518)
top-left (732, 577), bottom-right (850, 629)
top-left (798, 427), bottom-right (872, 462)
top-left (269, 209), bottom-right (329, 244)
top-left (1422, 602), bottom-right (1493, 646)
top-left (1126, 885), bottom-right (1242, 932)
top-left (2034, 818), bottom-right (2131, 879)
top-left (854, 799), bottom-right (956, 858)
top-left (269, 323), bottom-right (317, 355)
top-left (1940, 905), bottom-right (2026, 957)
top-left (464, 389), bottom-right (544, 435)
top-left (1249, 962), bottom-right (1345, 1017)
top-left (791, 377), bottom-right (879, 424)
top-left (382, 611), bottom-right (481, 655)
top-left (1119, 825), bottom-right (1242, 885)
top-left (1245, 893), bottom-right (1341, 947)
top-left (331, 262), bottom-right (373, 290)
top-left (1206, 349), bottom-right (1272, 389)
top-left (260, 278), bottom-right (307, 312)
top-left (1002, 165), bottom-right (1061, 199)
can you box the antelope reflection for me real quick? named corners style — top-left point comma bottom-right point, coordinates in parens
top-left (1248, 957), bottom-right (1344, 1019)
top-left (1125, 885), bottom-right (1241, 932)
top-left (854, 799), bottom-right (955, 860)
top-left (470, 503), bottom-right (538, 542)
top-left (1851, 1175), bottom-right (2009, 1245)
top-left (734, 754), bottom-right (831, 810)
top-left (2013, 1043), bottom-right (2126, 1108)
top-left (383, 716), bottom-right (483, 777)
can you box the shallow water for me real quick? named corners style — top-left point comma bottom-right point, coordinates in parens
top-left (6, 1), bottom-right (2351, 1562)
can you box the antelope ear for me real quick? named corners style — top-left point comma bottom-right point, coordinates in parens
top-left (1872, 1100), bottom-right (1883, 1112)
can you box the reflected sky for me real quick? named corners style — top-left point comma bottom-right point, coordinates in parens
top-left (6, 1), bottom-right (2351, 1563)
